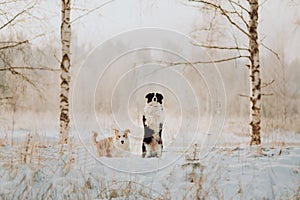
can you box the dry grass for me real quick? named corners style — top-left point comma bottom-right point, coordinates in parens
top-left (0, 132), bottom-right (299, 199)
top-left (0, 135), bottom-right (170, 200)
top-left (0, 136), bottom-right (215, 199)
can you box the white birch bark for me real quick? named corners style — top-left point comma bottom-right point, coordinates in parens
top-left (59, 0), bottom-right (71, 144)
top-left (248, 0), bottom-right (261, 145)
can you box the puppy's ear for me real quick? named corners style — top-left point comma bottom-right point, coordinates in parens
top-left (92, 132), bottom-right (98, 144)
top-left (113, 128), bottom-right (119, 135)
top-left (124, 129), bottom-right (130, 134)
top-left (92, 131), bottom-right (98, 137)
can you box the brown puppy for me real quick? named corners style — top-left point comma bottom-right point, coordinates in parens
top-left (93, 129), bottom-right (130, 157)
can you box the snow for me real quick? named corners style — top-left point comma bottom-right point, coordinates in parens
top-left (0, 116), bottom-right (300, 199)
top-left (0, 117), bottom-right (299, 199)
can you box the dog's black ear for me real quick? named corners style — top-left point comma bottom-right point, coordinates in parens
top-left (156, 93), bottom-right (164, 104)
top-left (145, 93), bottom-right (153, 99)
top-left (145, 93), bottom-right (154, 103)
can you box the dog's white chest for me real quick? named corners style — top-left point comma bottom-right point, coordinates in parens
top-left (144, 104), bottom-right (164, 132)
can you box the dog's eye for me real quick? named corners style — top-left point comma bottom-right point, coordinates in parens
top-left (123, 135), bottom-right (125, 137)
top-left (118, 136), bottom-right (121, 138)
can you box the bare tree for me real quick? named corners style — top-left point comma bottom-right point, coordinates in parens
top-left (59, 0), bottom-right (71, 145)
top-left (0, 1), bottom-right (58, 108)
top-left (186, 0), bottom-right (271, 145)
top-left (0, 1), bottom-right (61, 149)
top-left (0, 1), bottom-right (38, 102)
top-left (247, 0), bottom-right (261, 145)
top-left (57, 0), bottom-right (116, 145)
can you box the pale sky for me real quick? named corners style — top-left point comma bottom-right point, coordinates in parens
top-left (70, 0), bottom-right (300, 62)
top-left (3, 0), bottom-right (300, 62)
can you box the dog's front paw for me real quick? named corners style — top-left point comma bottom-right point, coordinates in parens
top-left (145, 152), bottom-right (155, 158)
top-left (156, 150), bottom-right (162, 158)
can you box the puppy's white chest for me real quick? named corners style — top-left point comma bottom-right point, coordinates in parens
top-left (113, 140), bottom-right (130, 156)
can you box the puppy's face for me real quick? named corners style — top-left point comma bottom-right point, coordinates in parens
top-left (145, 92), bottom-right (164, 104)
top-left (113, 129), bottom-right (130, 145)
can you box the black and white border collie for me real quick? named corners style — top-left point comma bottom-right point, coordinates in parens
top-left (142, 92), bottom-right (164, 158)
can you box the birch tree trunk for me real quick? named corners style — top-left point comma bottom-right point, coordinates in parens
top-left (248, 0), bottom-right (261, 145)
top-left (59, 0), bottom-right (71, 144)
top-left (189, 0), bottom-right (264, 145)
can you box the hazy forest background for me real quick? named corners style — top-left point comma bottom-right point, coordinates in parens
top-left (1, 0), bottom-right (299, 135)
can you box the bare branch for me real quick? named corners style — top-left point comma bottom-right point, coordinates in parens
top-left (0, 96), bottom-right (13, 101)
top-left (0, 29), bottom-right (53, 51)
top-left (261, 43), bottom-right (280, 60)
top-left (259, 0), bottom-right (269, 7)
top-left (261, 79), bottom-right (275, 89)
top-left (5, 67), bottom-right (46, 101)
top-left (71, 0), bottom-right (116, 23)
top-left (0, 40), bottom-right (28, 50)
top-left (231, 26), bottom-right (243, 57)
top-left (0, 11), bottom-right (25, 30)
top-left (261, 93), bottom-right (273, 96)
top-left (189, 0), bottom-right (251, 37)
top-left (239, 94), bottom-right (249, 98)
top-left (228, 0), bottom-right (250, 14)
top-left (0, 52), bottom-right (50, 102)
top-left (228, 0), bottom-right (249, 27)
top-left (0, 41), bottom-right (23, 44)
top-left (0, 1), bottom-right (37, 30)
top-left (193, 43), bottom-right (249, 51)
top-left (0, 0), bottom-right (23, 5)
top-left (152, 55), bottom-right (249, 67)
top-left (0, 66), bottom-right (59, 72)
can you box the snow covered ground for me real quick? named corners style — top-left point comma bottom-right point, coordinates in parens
top-left (0, 116), bottom-right (299, 199)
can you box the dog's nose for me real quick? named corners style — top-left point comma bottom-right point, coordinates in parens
top-left (121, 141), bottom-right (124, 144)
top-left (153, 97), bottom-right (157, 101)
